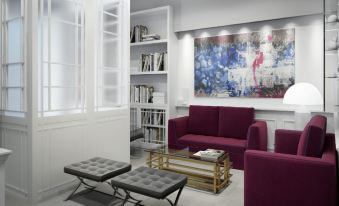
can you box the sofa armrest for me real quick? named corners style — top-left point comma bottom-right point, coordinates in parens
top-left (275, 129), bottom-right (302, 155)
top-left (168, 116), bottom-right (189, 149)
top-left (245, 150), bottom-right (337, 206)
top-left (247, 120), bottom-right (267, 151)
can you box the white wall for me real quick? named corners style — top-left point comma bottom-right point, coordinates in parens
top-left (176, 15), bottom-right (324, 111)
top-left (131, 0), bottom-right (322, 32)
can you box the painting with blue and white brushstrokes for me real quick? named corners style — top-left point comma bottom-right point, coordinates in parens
top-left (194, 28), bottom-right (295, 98)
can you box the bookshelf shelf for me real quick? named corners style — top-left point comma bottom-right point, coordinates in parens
top-left (130, 103), bottom-right (168, 108)
top-left (131, 71), bottom-right (168, 75)
top-left (130, 39), bottom-right (168, 47)
top-left (141, 124), bottom-right (166, 129)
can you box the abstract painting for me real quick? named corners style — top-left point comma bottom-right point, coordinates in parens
top-left (194, 28), bottom-right (295, 98)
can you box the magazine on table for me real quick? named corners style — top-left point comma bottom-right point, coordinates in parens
top-left (193, 149), bottom-right (225, 161)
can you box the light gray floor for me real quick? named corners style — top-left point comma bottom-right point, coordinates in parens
top-left (6, 151), bottom-right (244, 206)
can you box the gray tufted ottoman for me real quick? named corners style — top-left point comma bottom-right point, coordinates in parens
top-left (64, 157), bottom-right (131, 201)
top-left (111, 166), bottom-right (187, 206)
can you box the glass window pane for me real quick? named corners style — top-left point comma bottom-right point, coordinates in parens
top-left (103, 71), bottom-right (118, 87)
top-left (103, 34), bottom-right (118, 68)
top-left (7, 88), bottom-right (22, 111)
top-left (103, 13), bottom-right (118, 34)
top-left (43, 64), bottom-right (78, 87)
top-left (6, 0), bottom-right (21, 20)
top-left (103, 2), bottom-right (119, 14)
top-left (7, 18), bottom-right (22, 63)
top-left (50, 88), bottom-right (81, 110)
top-left (7, 64), bottom-right (22, 87)
top-left (51, 0), bottom-right (76, 22)
top-left (50, 21), bottom-right (76, 64)
top-left (103, 88), bottom-right (119, 105)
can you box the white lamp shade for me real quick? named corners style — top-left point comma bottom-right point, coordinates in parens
top-left (283, 82), bottom-right (323, 106)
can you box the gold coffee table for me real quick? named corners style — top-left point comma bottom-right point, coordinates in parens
top-left (145, 146), bottom-right (232, 193)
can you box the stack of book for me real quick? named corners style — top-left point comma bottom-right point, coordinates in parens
top-left (143, 127), bottom-right (164, 143)
top-left (141, 109), bottom-right (165, 126)
top-left (141, 34), bottom-right (160, 41)
top-left (152, 92), bottom-right (165, 104)
top-left (139, 52), bottom-right (167, 72)
top-left (193, 149), bottom-right (225, 161)
top-left (130, 25), bottom-right (148, 43)
top-left (130, 85), bottom-right (154, 104)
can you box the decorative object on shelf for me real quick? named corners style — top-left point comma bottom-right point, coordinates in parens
top-left (194, 28), bottom-right (295, 98)
top-left (152, 92), bottom-right (166, 104)
top-left (326, 14), bottom-right (338, 23)
top-left (283, 82), bottom-right (323, 129)
top-left (130, 25), bottom-right (148, 43)
top-left (139, 52), bottom-right (167, 72)
top-left (142, 34), bottom-right (160, 41)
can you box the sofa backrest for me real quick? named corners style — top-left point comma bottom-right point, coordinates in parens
top-left (297, 115), bottom-right (327, 158)
top-left (218, 106), bottom-right (254, 139)
top-left (188, 105), bottom-right (219, 136)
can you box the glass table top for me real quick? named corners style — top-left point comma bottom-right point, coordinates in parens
top-left (144, 145), bottom-right (228, 163)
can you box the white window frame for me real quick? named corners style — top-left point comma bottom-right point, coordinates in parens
top-left (38, 0), bottom-right (85, 117)
top-left (95, 0), bottom-right (126, 111)
top-left (1, 0), bottom-right (26, 117)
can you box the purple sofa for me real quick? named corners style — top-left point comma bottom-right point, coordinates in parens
top-left (245, 115), bottom-right (337, 206)
top-left (168, 105), bottom-right (267, 170)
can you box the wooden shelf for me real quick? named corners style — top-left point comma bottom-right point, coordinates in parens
top-left (131, 71), bottom-right (168, 75)
top-left (130, 39), bottom-right (168, 47)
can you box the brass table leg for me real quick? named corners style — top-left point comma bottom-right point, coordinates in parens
top-left (148, 152), bottom-right (152, 168)
top-left (213, 164), bottom-right (217, 193)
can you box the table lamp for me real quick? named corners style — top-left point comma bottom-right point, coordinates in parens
top-left (283, 82), bottom-right (323, 130)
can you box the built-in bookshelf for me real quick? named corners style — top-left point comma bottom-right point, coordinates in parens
top-left (130, 6), bottom-right (176, 146)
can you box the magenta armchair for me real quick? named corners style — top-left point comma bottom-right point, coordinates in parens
top-left (245, 115), bottom-right (337, 206)
top-left (168, 105), bottom-right (268, 170)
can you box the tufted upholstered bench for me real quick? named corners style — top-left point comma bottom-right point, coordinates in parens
top-left (111, 166), bottom-right (187, 206)
top-left (64, 157), bottom-right (131, 201)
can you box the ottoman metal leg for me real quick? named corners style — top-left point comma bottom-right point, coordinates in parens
top-left (65, 177), bottom-right (97, 201)
top-left (166, 186), bottom-right (184, 206)
top-left (65, 181), bottom-right (82, 201)
top-left (120, 189), bottom-right (143, 206)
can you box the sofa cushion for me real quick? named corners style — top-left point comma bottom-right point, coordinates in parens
top-left (188, 105), bottom-right (219, 136)
top-left (177, 134), bottom-right (247, 154)
top-left (218, 106), bottom-right (254, 139)
top-left (297, 115), bottom-right (327, 158)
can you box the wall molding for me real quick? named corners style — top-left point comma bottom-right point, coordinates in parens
top-left (6, 184), bottom-right (29, 199)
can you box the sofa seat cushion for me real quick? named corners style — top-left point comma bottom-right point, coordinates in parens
top-left (297, 115), bottom-right (327, 158)
top-left (177, 134), bottom-right (247, 154)
top-left (218, 106), bottom-right (254, 139)
top-left (188, 105), bottom-right (219, 136)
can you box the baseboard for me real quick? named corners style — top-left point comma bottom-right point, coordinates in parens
top-left (6, 184), bottom-right (29, 200)
top-left (36, 178), bottom-right (78, 202)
